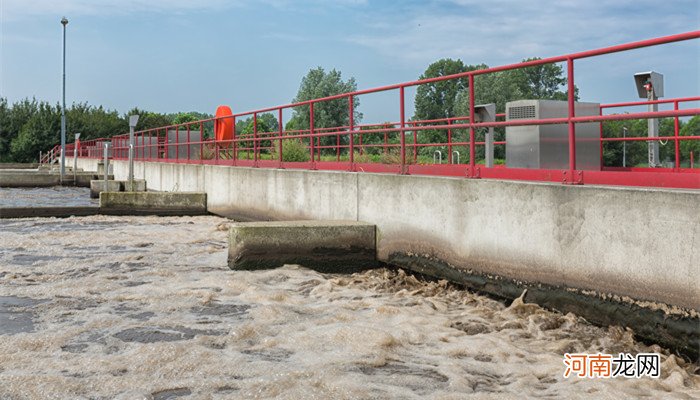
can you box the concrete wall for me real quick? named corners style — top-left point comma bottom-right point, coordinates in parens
top-left (75, 157), bottom-right (700, 311)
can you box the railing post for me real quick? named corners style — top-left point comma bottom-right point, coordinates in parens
top-left (674, 100), bottom-right (680, 170)
top-left (349, 96), bottom-right (354, 170)
top-left (400, 86), bottom-right (406, 174)
top-left (310, 102), bottom-right (316, 169)
top-left (199, 122), bottom-right (203, 164)
top-left (175, 124), bottom-right (180, 163)
top-left (232, 115), bottom-right (237, 166)
top-left (413, 121), bottom-right (417, 162)
top-left (468, 74), bottom-right (477, 177)
top-left (253, 112), bottom-right (258, 167)
top-left (447, 119), bottom-right (453, 164)
top-left (278, 108), bottom-right (284, 167)
top-left (566, 57), bottom-right (579, 184)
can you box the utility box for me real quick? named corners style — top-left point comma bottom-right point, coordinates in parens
top-left (505, 100), bottom-right (601, 170)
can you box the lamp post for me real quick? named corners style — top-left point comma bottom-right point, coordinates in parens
top-left (60, 17), bottom-right (68, 183)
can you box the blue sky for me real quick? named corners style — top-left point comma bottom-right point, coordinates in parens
top-left (1, 0), bottom-right (698, 124)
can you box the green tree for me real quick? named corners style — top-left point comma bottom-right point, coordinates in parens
top-left (124, 108), bottom-right (172, 132)
top-left (242, 116), bottom-right (274, 154)
top-left (66, 103), bottom-right (127, 141)
top-left (413, 60), bottom-right (486, 153)
top-left (287, 67), bottom-right (362, 154)
top-left (414, 59), bottom-right (478, 121)
top-left (680, 115), bottom-right (700, 166)
top-left (0, 98), bottom-right (40, 161)
top-left (516, 58), bottom-right (572, 100)
top-left (172, 112), bottom-right (198, 126)
top-left (10, 101), bottom-right (61, 163)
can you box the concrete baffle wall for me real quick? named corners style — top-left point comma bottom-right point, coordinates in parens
top-left (99, 191), bottom-right (207, 216)
top-left (229, 220), bottom-right (377, 273)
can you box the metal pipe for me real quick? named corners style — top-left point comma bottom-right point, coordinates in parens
top-left (485, 127), bottom-right (494, 168)
top-left (452, 150), bottom-right (460, 164)
top-left (103, 143), bottom-right (110, 186)
top-left (129, 124), bottom-right (135, 188)
top-left (433, 150), bottom-right (442, 164)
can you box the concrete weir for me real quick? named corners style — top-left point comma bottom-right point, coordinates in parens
top-left (228, 220), bottom-right (377, 273)
top-left (99, 191), bottom-right (208, 216)
top-left (74, 158), bottom-right (700, 359)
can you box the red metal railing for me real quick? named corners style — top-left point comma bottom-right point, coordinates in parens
top-left (51, 31), bottom-right (700, 189)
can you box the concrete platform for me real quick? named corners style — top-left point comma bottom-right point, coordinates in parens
top-left (90, 179), bottom-right (144, 198)
top-left (121, 179), bottom-right (147, 192)
top-left (90, 180), bottom-right (121, 198)
top-left (99, 191), bottom-right (207, 216)
top-left (228, 220), bottom-right (377, 273)
top-left (0, 172), bottom-right (59, 187)
top-left (0, 163), bottom-right (40, 169)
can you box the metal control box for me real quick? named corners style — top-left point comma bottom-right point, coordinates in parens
top-left (505, 100), bottom-right (601, 170)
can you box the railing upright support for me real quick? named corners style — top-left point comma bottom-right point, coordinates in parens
top-left (349, 96), bottom-right (354, 169)
top-left (468, 74), bottom-right (477, 177)
top-left (400, 86), bottom-right (407, 173)
top-left (674, 100), bottom-right (680, 170)
top-left (253, 112), bottom-right (258, 167)
top-left (566, 57), bottom-right (580, 184)
top-left (278, 108), bottom-right (284, 167)
top-left (447, 119), bottom-right (453, 164)
top-left (310, 102), bottom-right (316, 169)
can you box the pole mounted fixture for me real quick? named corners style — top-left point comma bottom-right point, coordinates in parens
top-left (60, 16), bottom-right (69, 183)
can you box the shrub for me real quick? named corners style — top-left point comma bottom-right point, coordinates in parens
top-left (271, 138), bottom-right (310, 162)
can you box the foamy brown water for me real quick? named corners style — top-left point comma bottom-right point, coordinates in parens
top-left (0, 215), bottom-right (698, 399)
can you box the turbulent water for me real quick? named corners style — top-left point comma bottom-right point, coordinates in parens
top-left (0, 187), bottom-right (96, 208)
top-left (0, 215), bottom-right (698, 399)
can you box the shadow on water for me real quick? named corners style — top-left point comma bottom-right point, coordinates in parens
top-left (0, 296), bottom-right (47, 335)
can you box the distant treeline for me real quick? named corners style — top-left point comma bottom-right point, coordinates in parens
top-left (0, 98), bottom-right (211, 163)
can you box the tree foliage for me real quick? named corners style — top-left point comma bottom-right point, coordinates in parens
top-left (286, 67), bottom-right (362, 153)
top-left (0, 97), bottom-right (194, 162)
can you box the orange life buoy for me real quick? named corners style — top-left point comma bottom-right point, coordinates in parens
top-left (214, 105), bottom-right (234, 145)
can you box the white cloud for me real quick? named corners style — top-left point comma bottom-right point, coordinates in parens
top-left (347, 0), bottom-right (698, 67)
top-left (0, 0), bottom-right (238, 19)
top-left (0, 0), bottom-right (368, 20)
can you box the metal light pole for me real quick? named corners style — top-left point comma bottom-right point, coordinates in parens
top-left (60, 17), bottom-right (68, 183)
